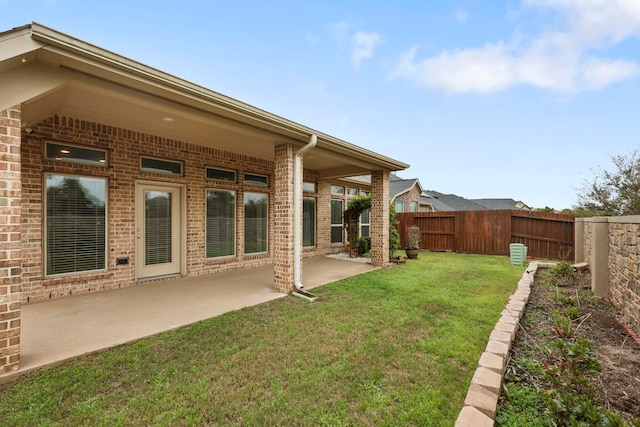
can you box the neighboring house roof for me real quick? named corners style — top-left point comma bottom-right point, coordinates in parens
top-left (0, 23), bottom-right (409, 178)
top-left (471, 199), bottom-right (531, 210)
top-left (421, 191), bottom-right (488, 211)
top-left (389, 173), bottom-right (423, 202)
top-left (422, 191), bottom-right (531, 212)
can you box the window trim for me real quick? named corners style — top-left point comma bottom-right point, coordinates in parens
top-left (244, 173), bottom-right (269, 187)
top-left (303, 196), bottom-right (316, 248)
top-left (303, 181), bottom-right (317, 193)
top-left (44, 173), bottom-right (108, 277)
top-left (360, 209), bottom-right (370, 238)
top-left (331, 185), bottom-right (345, 196)
top-left (205, 188), bottom-right (236, 259)
top-left (140, 156), bottom-right (183, 176)
top-left (395, 201), bottom-right (405, 213)
top-left (206, 167), bottom-right (237, 183)
top-left (244, 192), bottom-right (269, 255)
top-left (330, 198), bottom-right (344, 244)
top-left (44, 141), bottom-right (109, 167)
top-left (347, 188), bottom-right (359, 197)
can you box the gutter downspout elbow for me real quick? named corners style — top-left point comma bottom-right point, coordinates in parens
top-left (293, 134), bottom-right (317, 290)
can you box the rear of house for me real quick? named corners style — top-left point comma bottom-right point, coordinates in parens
top-left (0, 23), bottom-right (408, 372)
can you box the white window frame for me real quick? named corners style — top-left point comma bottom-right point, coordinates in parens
top-left (244, 192), bottom-right (269, 254)
top-left (206, 167), bottom-right (236, 183)
top-left (205, 189), bottom-right (236, 258)
top-left (303, 196), bottom-right (316, 248)
top-left (45, 141), bottom-right (108, 167)
top-left (330, 199), bottom-right (344, 244)
top-left (140, 156), bottom-right (183, 176)
top-left (44, 173), bottom-right (108, 277)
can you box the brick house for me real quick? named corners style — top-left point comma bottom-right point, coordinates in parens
top-left (0, 23), bottom-right (408, 372)
top-left (389, 174), bottom-right (433, 213)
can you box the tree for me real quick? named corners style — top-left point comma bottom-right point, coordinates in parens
top-left (575, 149), bottom-right (640, 216)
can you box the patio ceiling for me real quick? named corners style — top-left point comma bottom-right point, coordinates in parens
top-left (0, 23), bottom-right (408, 179)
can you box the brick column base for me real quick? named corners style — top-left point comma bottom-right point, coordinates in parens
top-left (0, 105), bottom-right (22, 373)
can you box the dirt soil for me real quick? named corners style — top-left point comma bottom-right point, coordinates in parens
top-left (504, 266), bottom-right (640, 421)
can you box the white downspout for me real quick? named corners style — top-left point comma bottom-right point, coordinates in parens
top-left (293, 134), bottom-right (317, 290)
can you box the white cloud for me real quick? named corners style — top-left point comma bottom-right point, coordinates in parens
top-left (581, 57), bottom-right (640, 90)
top-left (391, 0), bottom-right (640, 93)
top-left (351, 31), bottom-right (383, 69)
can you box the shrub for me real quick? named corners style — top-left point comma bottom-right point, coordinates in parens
top-left (553, 261), bottom-right (576, 286)
top-left (357, 237), bottom-right (371, 256)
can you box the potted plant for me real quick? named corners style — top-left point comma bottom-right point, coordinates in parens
top-left (405, 225), bottom-right (421, 259)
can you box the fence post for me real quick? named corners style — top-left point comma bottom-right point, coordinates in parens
top-left (574, 218), bottom-right (584, 263)
top-left (591, 217), bottom-right (609, 298)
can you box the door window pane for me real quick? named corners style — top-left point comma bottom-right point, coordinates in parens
top-left (303, 197), bottom-right (316, 247)
top-left (145, 191), bottom-right (172, 265)
top-left (244, 192), bottom-right (268, 254)
top-left (206, 189), bottom-right (236, 258)
top-left (45, 174), bottom-right (106, 275)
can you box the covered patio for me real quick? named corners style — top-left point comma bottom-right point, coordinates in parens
top-left (1, 256), bottom-right (375, 381)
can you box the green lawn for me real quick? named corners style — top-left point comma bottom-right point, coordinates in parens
top-left (0, 253), bottom-right (524, 426)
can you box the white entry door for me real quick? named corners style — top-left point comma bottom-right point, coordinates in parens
top-left (136, 183), bottom-right (183, 279)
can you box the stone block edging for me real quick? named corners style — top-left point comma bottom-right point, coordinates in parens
top-left (455, 261), bottom-right (553, 426)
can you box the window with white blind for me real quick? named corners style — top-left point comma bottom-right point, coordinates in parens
top-left (45, 174), bottom-right (107, 276)
top-left (206, 189), bottom-right (236, 258)
top-left (244, 192), bottom-right (268, 254)
top-left (144, 191), bottom-right (173, 265)
top-left (331, 199), bottom-right (344, 244)
top-left (360, 209), bottom-right (370, 238)
top-left (303, 197), bottom-right (316, 247)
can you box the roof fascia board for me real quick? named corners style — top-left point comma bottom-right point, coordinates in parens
top-left (318, 165), bottom-right (373, 180)
top-left (0, 62), bottom-right (71, 113)
top-left (0, 26), bottom-right (46, 63)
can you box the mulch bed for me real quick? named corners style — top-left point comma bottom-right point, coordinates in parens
top-left (503, 266), bottom-right (640, 421)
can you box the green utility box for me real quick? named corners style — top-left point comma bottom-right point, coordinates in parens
top-left (509, 243), bottom-right (528, 266)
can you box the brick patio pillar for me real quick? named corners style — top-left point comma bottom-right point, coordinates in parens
top-left (273, 142), bottom-right (296, 293)
top-left (0, 105), bottom-right (22, 373)
top-left (370, 170), bottom-right (390, 267)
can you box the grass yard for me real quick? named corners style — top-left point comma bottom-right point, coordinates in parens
top-left (0, 253), bottom-right (524, 426)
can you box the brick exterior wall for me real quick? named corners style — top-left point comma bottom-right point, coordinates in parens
top-left (370, 170), bottom-right (390, 267)
top-left (18, 115), bottom-right (370, 302)
top-left (576, 217), bottom-right (640, 338)
top-left (393, 185), bottom-right (429, 212)
top-left (0, 106), bottom-right (22, 372)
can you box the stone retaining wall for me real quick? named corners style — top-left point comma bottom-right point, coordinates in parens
top-left (577, 217), bottom-right (640, 338)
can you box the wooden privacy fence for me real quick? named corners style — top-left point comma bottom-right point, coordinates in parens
top-left (396, 210), bottom-right (575, 261)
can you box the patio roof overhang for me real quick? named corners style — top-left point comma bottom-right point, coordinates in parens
top-left (0, 23), bottom-right (409, 178)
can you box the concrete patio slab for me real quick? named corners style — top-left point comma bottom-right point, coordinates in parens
top-left (2, 255), bottom-right (376, 381)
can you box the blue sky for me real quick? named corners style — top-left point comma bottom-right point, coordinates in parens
top-left (2, 0), bottom-right (640, 209)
